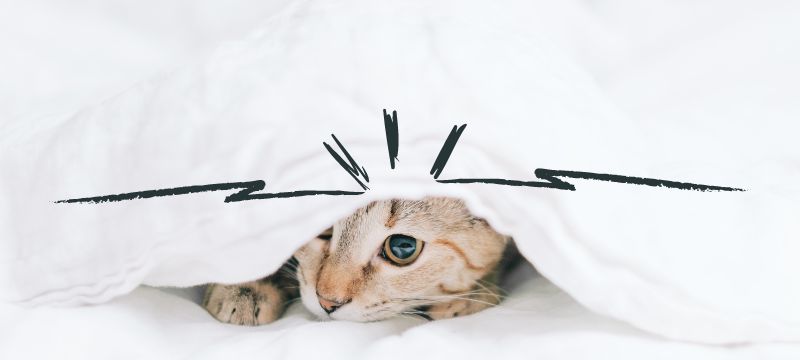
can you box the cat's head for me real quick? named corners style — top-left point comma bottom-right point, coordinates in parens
top-left (293, 197), bottom-right (508, 321)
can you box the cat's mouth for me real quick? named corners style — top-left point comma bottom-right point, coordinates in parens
top-left (319, 303), bottom-right (393, 322)
top-left (318, 300), bottom-right (434, 322)
top-left (302, 292), bottom-right (431, 322)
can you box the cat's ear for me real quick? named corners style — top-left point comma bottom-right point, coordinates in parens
top-left (317, 227), bottom-right (333, 241)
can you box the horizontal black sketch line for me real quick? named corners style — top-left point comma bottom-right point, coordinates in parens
top-left (384, 109), bottom-right (399, 169)
top-left (54, 180), bottom-right (364, 204)
top-left (436, 176), bottom-right (575, 190)
top-left (227, 189), bottom-right (365, 202)
top-left (437, 168), bottom-right (745, 192)
top-left (324, 134), bottom-right (370, 190)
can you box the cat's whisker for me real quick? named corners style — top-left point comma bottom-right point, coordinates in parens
top-left (277, 267), bottom-right (298, 277)
top-left (471, 280), bottom-right (503, 302)
top-left (399, 295), bottom-right (502, 308)
top-left (398, 312), bottom-right (431, 321)
top-left (400, 309), bottom-right (432, 316)
top-left (476, 278), bottom-right (507, 296)
top-left (406, 292), bottom-right (496, 300)
top-left (282, 297), bottom-right (304, 306)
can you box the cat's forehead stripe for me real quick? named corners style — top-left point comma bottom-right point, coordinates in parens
top-left (363, 201), bottom-right (378, 214)
top-left (385, 199), bottom-right (399, 228)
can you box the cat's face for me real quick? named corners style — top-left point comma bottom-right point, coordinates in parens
top-left (294, 197), bottom-right (507, 321)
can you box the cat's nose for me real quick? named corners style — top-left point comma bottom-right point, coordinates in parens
top-left (317, 294), bottom-right (350, 314)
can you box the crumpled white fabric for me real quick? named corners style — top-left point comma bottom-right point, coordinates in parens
top-left (1, 0), bottom-right (799, 345)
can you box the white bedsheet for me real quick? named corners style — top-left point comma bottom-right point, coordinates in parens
top-left (1, 0), bottom-right (800, 357)
top-left (3, 265), bottom-right (797, 360)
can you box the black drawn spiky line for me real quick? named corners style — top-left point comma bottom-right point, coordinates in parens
top-left (429, 124), bottom-right (744, 192)
top-left (54, 109), bottom-right (744, 204)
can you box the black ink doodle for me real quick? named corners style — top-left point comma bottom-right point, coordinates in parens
top-left (54, 109), bottom-right (744, 204)
top-left (323, 134), bottom-right (370, 190)
top-left (384, 109), bottom-right (399, 170)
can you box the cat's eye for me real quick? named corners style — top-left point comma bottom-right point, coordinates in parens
top-left (382, 234), bottom-right (423, 265)
top-left (317, 227), bottom-right (333, 241)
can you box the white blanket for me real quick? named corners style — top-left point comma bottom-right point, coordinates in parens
top-left (1, 0), bottom-right (799, 352)
top-left (4, 266), bottom-right (799, 359)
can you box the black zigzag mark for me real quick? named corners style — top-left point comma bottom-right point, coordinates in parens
top-left (55, 134), bottom-right (372, 204)
top-left (55, 110), bottom-right (746, 205)
top-left (431, 124), bottom-right (744, 192)
top-left (54, 180), bottom-right (363, 204)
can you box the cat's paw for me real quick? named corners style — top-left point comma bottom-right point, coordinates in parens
top-left (203, 281), bottom-right (285, 326)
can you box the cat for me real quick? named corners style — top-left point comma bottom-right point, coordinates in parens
top-left (203, 197), bottom-right (521, 325)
